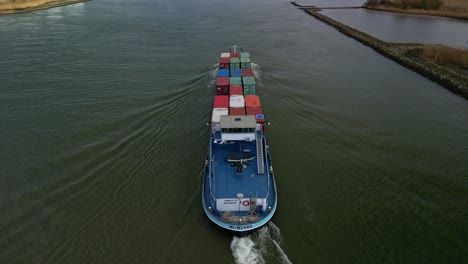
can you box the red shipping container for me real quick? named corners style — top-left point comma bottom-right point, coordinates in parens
top-left (244, 95), bottom-right (261, 108)
top-left (216, 86), bottom-right (229, 95)
top-left (214, 96), bottom-right (229, 108)
top-left (217, 78), bottom-right (229, 95)
top-left (219, 58), bottom-right (230, 69)
top-left (230, 52), bottom-right (240, 58)
top-left (229, 85), bottom-right (243, 95)
top-left (242, 69), bottom-right (254, 76)
top-left (229, 107), bottom-right (245, 115)
top-left (246, 107), bottom-right (264, 123)
top-left (217, 77), bottom-right (229, 88)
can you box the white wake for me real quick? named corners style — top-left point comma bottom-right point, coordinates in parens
top-left (230, 222), bottom-right (292, 264)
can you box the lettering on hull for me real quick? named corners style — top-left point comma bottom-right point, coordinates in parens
top-left (229, 224), bottom-right (253, 230)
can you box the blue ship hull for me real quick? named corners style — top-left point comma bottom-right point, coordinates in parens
top-left (202, 130), bottom-right (277, 233)
top-left (202, 47), bottom-right (277, 233)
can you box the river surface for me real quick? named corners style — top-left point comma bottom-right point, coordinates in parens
top-left (1, 0), bottom-right (468, 263)
top-left (321, 8), bottom-right (468, 48)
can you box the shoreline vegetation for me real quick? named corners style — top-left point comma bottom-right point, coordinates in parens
top-left (364, 0), bottom-right (468, 20)
top-left (0, 0), bottom-right (88, 14)
top-left (290, 2), bottom-right (468, 99)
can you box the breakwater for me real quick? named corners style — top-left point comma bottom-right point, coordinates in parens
top-left (291, 3), bottom-right (468, 100)
top-left (0, 0), bottom-right (88, 14)
top-left (290, 2), bottom-right (361, 10)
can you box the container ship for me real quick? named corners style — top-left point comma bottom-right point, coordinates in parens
top-left (202, 47), bottom-right (277, 232)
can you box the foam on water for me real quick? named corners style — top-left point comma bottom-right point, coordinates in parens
top-left (209, 64), bottom-right (219, 78)
top-left (230, 222), bottom-right (292, 264)
top-left (251, 63), bottom-right (262, 80)
top-left (231, 236), bottom-right (263, 264)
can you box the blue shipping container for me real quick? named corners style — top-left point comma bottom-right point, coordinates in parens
top-left (230, 69), bottom-right (242, 77)
top-left (218, 69), bottom-right (230, 77)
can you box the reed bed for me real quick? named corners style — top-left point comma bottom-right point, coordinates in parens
top-left (417, 46), bottom-right (468, 68)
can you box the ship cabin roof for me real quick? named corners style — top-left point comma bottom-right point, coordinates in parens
top-left (220, 115), bottom-right (256, 129)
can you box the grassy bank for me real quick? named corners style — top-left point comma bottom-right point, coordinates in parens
top-left (365, 0), bottom-right (468, 20)
top-left (301, 8), bottom-right (468, 99)
top-left (0, 0), bottom-right (87, 14)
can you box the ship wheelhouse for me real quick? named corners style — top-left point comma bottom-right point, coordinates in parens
top-left (216, 115), bottom-right (257, 142)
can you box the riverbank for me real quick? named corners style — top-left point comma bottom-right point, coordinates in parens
top-left (0, 0), bottom-right (88, 14)
top-left (294, 5), bottom-right (468, 99)
top-left (365, 5), bottom-right (468, 20)
top-left (365, 0), bottom-right (468, 20)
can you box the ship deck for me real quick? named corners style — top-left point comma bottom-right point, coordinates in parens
top-left (211, 138), bottom-right (269, 199)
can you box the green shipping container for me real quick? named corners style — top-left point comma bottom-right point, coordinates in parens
top-left (230, 58), bottom-right (240, 70)
top-left (243, 76), bottom-right (256, 95)
top-left (242, 76), bottom-right (256, 87)
top-left (243, 87), bottom-right (256, 95)
top-left (229, 77), bottom-right (242, 86)
top-left (240, 58), bottom-right (251, 69)
top-left (240, 52), bottom-right (250, 58)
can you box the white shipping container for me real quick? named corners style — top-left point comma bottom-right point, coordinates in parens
top-left (211, 108), bottom-right (229, 123)
top-left (230, 95), bottom-right (245, 108)
top-left (220, 52), bottom-right (230, 58)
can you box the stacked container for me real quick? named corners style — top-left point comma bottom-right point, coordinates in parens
top-left (218, 69), bottom-right (230, 77)
top-left (242, 76), bottom-right (256, 95)
top-left (245, 95), bottom-right (263, 123)
top-left (242, 69), bottom-right (254, 77)
top-left (229, 85), bottom-right (243, 96)
top-left (246, 107), bottom-right (264, 123)
top-left (245, 95), bottom-right (261, 108)
top-left (230, 107), bottom-right (245, 115)
top-left (213, 49), bottom-right (263, 124)
top-left (230, 69), bottom-right (242, 77)
top-left (230, 58), bottom-right (240, 70)
top-left (229, 95), bottom-right (245, 108)
top-left (214, 95), bottom-right (229, 108)
top-left (219, 58), bottom-right (230, 69)
top-left (240, 52), bottom-right (250, 58)
top-left (240, 58), bottom-right (251, 69)
top-left (212, 108), bottom-right (229, 123)
top-left (229, 77), bottom-right (242, 86)
top-left (216, 77), bottom-right (229, 95)
top-left (229, 95), bottom-right (245, 115)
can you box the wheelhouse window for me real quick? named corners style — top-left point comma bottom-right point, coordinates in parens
top-left (220, 116), bottom-right (256, 134)
top-left (221, 127), bottom-right (255, 133)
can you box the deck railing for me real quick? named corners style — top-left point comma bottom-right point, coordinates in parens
top-left (256, 131), bottom-right (265, 174)
top-left (264, 134), bottom-right (271, 201)
top-left (208, 138), bottom-right (216, 207)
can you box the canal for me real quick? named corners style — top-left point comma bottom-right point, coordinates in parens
top-left (1, 0), bottom-right (467, 263)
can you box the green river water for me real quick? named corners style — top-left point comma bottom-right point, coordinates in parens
top-left (1, 0), bottom-right (467, 263)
